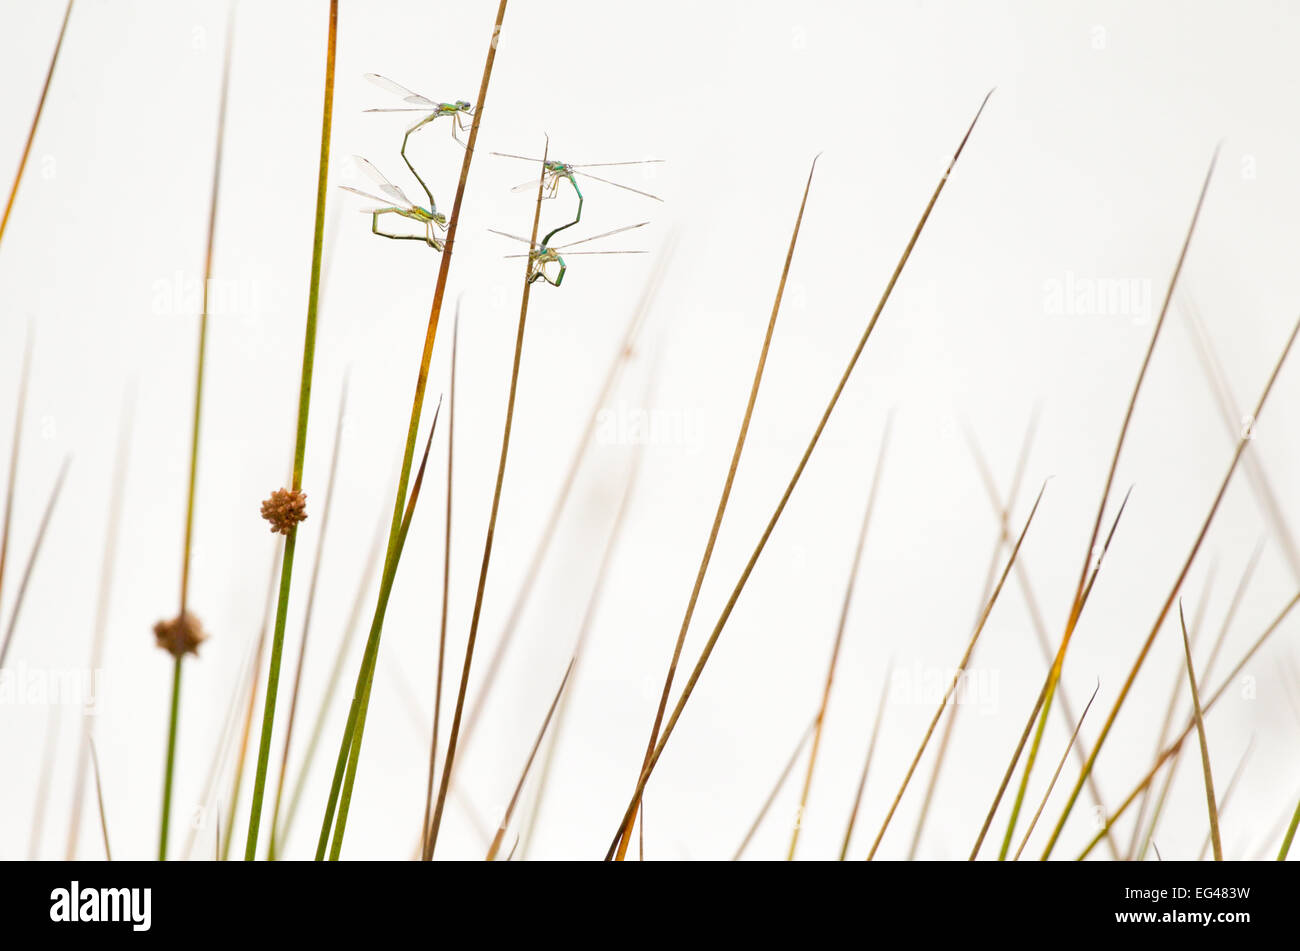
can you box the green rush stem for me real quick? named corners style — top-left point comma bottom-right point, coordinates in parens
top-left (604, 91), bottom-right (994, 861)
top-left (967, 487), bottom-right (1132, 860)
top-left (424, 129), bottom-right (545, 861)
top-left (1041, 314), bottom-right (1300, 860)
top-left (162, 7), bottom-right (234, 861)
top-left (324, 0), bottom-right (510, 862)
top-left (1178, 602), bottom-right (1221, 861)
top-left (0, 0), bottom-right (73, 254)
top-left (159, 656), bottom-right (183, 860)
top-left (1280, 799), bottom-right (1300, 860)
top-left (615, 157), bottom-right (819, 862)
top-left (268, 381), bottom-right (349, 860)
top-left (244, 0), bottom-right (337, 861)
top-left (276, 513), bottom-right (385, 854)
top-left (326, 399), bottom-right (443, 860)
top-left (998, 149), bottom-right (1220, 859)
top-left (1075, 588), bottom-right (1300, 860)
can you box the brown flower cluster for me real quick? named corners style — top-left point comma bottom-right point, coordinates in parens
top-left (153, 611), bottom-right (206, 659)
top-left (260, 487), bottom-right (307, 535)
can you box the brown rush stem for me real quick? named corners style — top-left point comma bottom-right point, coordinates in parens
top-left (733, 718), bottom-right (816, 861)
top-left (485, 658), bottom-right (574, 860)
top-left (244, 0), bottom-right (337, 860)
top-left (1077, 589), bottom-right (1300, 860)
top-left (0, 456), bottom-right (70, 669)
top-left (455, 247), bottom-right (669, 764)
top-left (323, 0), bottom-right (510, 862)
top-left (840, 663), bottom-right (892, 860)
top-left (65, 388), bottom-right (133, 858)
top-left (1000, 146), bottom-right (1221, 860)
top-left (788, 413), bottom-right (890, 860)
top-left (425, 132), bottom-right (547, 860)
top-left (866, 479), bottom-right (1048, 859)
top-left (604, 90), bottom-right (994, 860)
top-left (1042, 314), bottom-right (1300, 859)
top-left (967, 485), bottom-right (1132, 860)
top-left (420, 311), bottom-right (459, 856)
top-left (0, 0), bottom-right (74, 255)
top-left (615, 158), bottom-right (819, 861)
top-left (0, 330), bottom-right (33, 633)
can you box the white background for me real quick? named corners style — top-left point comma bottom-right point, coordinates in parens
top-left (2, 0), bottom-right (1300, 860)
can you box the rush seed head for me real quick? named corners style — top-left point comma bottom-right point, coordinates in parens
top-left (261, 488), bottom-right (307, 535)
top-left (153, 611), bottom-right (206, 659)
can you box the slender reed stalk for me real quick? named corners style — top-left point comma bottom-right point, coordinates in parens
top-left (1196, 740), bottom-right (1251, 860)
top-left (88, 737), bottom-right (111, 860)
top-left (910, 416), bottom-right (1052, 859)
top-left (323, 0), bottom-right (510, 861)
top-left (1000, 147), bottom-right (1220, 860)
top-left (604, 90), bottom-right (994, 861)
top-left (0, 456), bottom-right (70, 668)
top-left (616, 158), bottom-right (819, 860)
top-left (788, 413), bottom-right (890, 859)
top-left (319, 399), bottom-right (444, 859)
top-left (158, 656), bottom-right (183, 859)
top-left (244, 0), bottom-right (338, 860)
top-left (732, 719), bottom-right (815, 860)
top-left (518, 433), bottom-right (648, 859)
top-left (866, 480), bottom-right (1048, 859)
top-left (160, 8), bottom-right (235, 860)
top-left (1178, 602), bottom-right (1222, 860)
top-left (485, 658), bottom-right (575, 860)
top-left (1011, 681), bottom-right (1099, 859)
top-left (840, 664), bottom-right (892, 859)
top-left (1075, 588), bottom-right (1300, 860)
top-left (455, 248), bottom-right (669, 760)
top-left (0, 330), bottom-right (33, 624)
top-left (1280, 798), bottom-right (1300, 859)
top-left (65, 388), bottom-right (132, 858)
top-left (275, 511), bottom-right (386, 854)
top-left (268, 381), bottom-right (349, 859)
top-left (28, 707), bottom-right (59, 858)
top-left (1042, 314), bottom-right (1300, 858)
top-left (968, 487), bottom-right (1132, 859)
top-left (424, 133), bottom-right (548, 859)
top-left (0, 0), bottom-right (74, 255)
top-left (223, 549), bottom-right (281, 860)
top-left (421, 313), bottom-right (459, 856)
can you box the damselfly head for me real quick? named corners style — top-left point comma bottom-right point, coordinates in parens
top-left (432, 211), bottom-right (448, 227)
top-left (456, 100), bottom-right (472, 111)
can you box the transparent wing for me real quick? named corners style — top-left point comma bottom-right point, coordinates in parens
top-left (490, 151), bottom-right (544, 164)
top-left (555, 221), bottom-right (650, 250)
top-left (509, 177), bottom-right (552, 194)
top-left (339, 184), bottom-right (406, 211)
top-left (488, 227), bottom-right (540, 249)
top-left (574, 170), bottom-right (662, 202)
top-left (364, 73), bottom-right (437, 107)
top-left (504, 250), bottom-right (647, 258)
top-left (572, 160), bottom-right (665, 168)
top-left (353, 156), bottom-right (415, 207)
